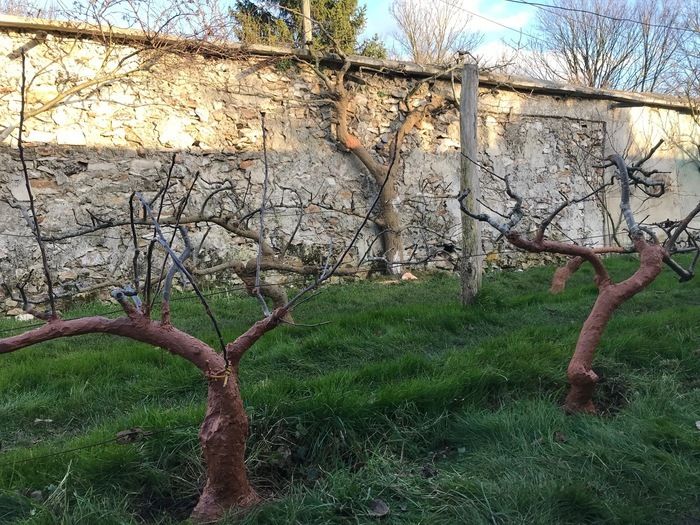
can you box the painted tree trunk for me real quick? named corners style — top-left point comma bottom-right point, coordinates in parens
top-left (0, 316), bottom-right (260, 521)
top-left (550, 256), bottom-right (584, 294)
top-left (191, 371), bottom-right (259, 522)
top-left (564, 286), bottom-right (619, 413)
top-left (564, 242), bottom-right (665, 413)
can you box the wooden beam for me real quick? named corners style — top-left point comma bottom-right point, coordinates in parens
top-left (459, 63), bottom-right (482, 305)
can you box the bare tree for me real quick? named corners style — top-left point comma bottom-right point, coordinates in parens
top-left (226, 3), bottom-right (462, 275)
top-left (521, 0), bottom-right (686, 92)
top-left (35, 152), bottom-right (366, 320)
top-left (680, 1), bottom-right (700, 118)
top-left (389, 0), bottom-right (482, 65)
top-left (0, 64), bottom-right (381, 520)
top-left (459, 146), bottom-right (699, 414)
top-left (3, 7), bottom-right (461, 314)
top-left (0, 0), bottom-right (56, 17)
top-left (295, 41), bottom-right (458, 273)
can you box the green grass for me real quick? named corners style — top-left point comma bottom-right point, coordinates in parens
top-left (0, 257), bottom-right (699, 524)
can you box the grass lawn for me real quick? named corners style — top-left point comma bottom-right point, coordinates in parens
top-left (0, 257), bottom-right (699, 524)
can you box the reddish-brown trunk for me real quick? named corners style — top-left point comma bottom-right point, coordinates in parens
top-left (549, 247), bottom-right (629, 294)
top-left (191, 372), bottom-right (259, 523)
top-left (564, 242), bottom-right (665, 413)
top-left (0, 315), bottom-right (266, 522)
top-left (564, 287), bottom-right (617, 413)
top-left (337, 114), bottom-right (403, 273)
top-left (190, 309), bottom-right (287, 521)
top-left (550, 256), bottom-right (584, 294)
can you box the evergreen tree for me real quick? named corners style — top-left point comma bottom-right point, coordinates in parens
top-left (232, 0), bottom-right (369, 55)
top-left (357, 33), bottom-right (388, 59)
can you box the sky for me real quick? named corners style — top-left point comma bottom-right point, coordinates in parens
top-left (359, 0), bottom-right (536, 62)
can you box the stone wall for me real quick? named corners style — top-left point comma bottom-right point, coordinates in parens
top-left (0, 22), bottom-right (698, 311)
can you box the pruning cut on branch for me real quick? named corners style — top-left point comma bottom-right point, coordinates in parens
top-left (458, 145), bottom-right (699, 414)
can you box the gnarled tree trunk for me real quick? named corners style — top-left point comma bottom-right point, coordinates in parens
top-left (238, 260), bottom-right (292, 322)
top-left (191, 369), bottom-right (259, 522)
top-left (194, 259), bottom-right (293, 322)
top-left (564, 241), bottom-right (665, 413)
top-left (550, 256), bottom-right (585, 294)
top-left (326, 59), bottom-right (446, 274)
top-left (377, 182), bottom-right (404, 272)
top-left (0, 306), bottom-right (289, 522)
top-left (336, 109), bottom-right (405, 273)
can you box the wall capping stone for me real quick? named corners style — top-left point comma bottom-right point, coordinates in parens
top-left (0, 14), bottom-right (694, 114)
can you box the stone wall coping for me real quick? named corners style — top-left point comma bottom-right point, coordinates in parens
top-left (0, 14), bottom-right (694, 113)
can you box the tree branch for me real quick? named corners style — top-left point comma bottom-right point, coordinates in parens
top-left (0, 315), bottom-right (221, 372)
top-left (18, 49), bottom-right (56, 319)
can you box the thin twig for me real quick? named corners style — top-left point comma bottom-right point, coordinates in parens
top-left (136, 193), bottom-right (227, 358)
top-left (128, 193), bottom-right (141, 294)
top-left (18, 50), bottom-right (56, 319)
top-left (255, 112), bottom-right (272, 317)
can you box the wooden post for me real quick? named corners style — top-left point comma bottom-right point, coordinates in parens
top-left (459, 63), bottom-right (482, 305)
top-left (302, 0), bottom-right (312, 53)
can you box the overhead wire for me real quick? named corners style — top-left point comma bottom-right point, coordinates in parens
top-left (433, 0), bottom-right (548, 45)
top-left (502, 0), bottom-right (700, 35)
